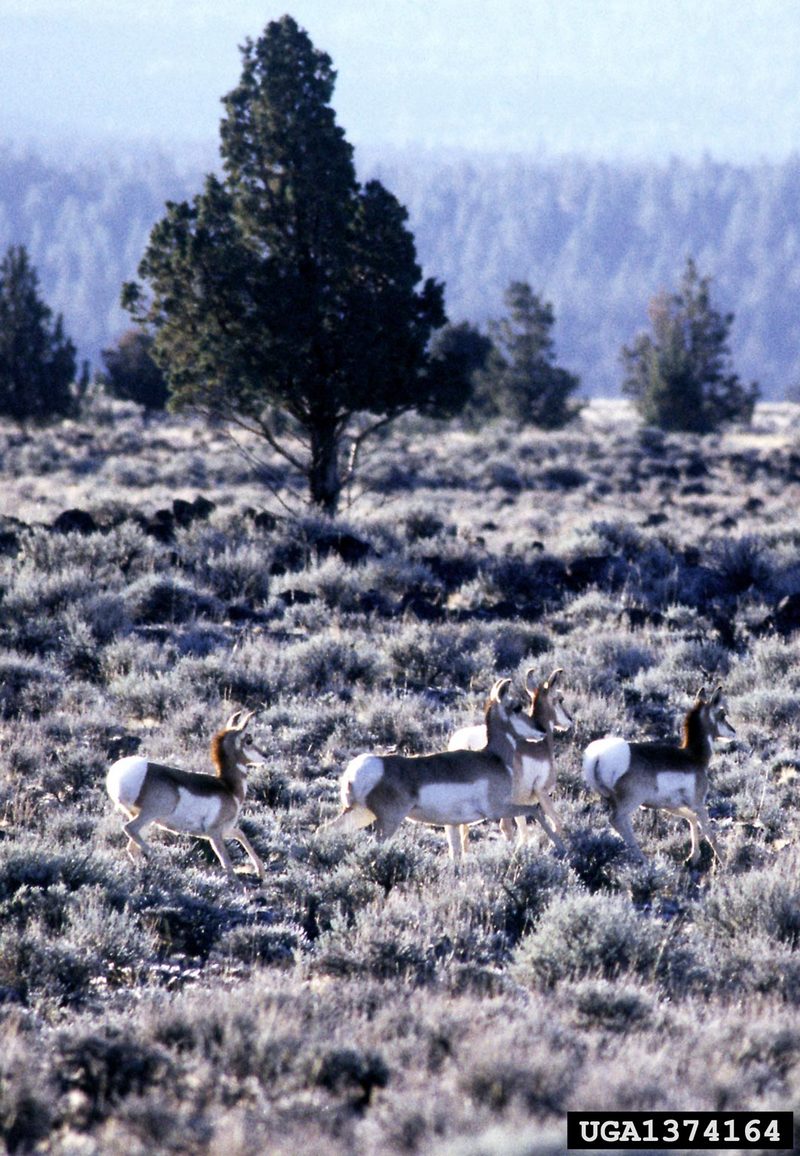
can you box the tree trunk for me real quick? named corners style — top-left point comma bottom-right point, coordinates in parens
top-left (308, 423), bottom-right (342, 515)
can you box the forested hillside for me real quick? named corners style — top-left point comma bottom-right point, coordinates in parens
top-left (2, 138), bottom-right (799, 398)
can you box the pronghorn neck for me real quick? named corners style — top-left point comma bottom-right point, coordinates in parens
top-left (681, 704), bottom-right (714, 764)
top-left (210, 730), bottom-right (248, 798)
top-left (485, 700), bottom-right (531, 765)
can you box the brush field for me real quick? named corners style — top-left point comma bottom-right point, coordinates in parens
top-left (1, 398), bottom-right (800, 1154)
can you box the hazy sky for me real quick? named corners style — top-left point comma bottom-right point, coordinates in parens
top-left (3, 0), bottom-right (800, 161)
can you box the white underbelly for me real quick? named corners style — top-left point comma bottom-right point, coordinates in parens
top-left (157, 790), bottom-right (225, 835)
top-left (649, 772), bottom-right (696, 808)
top-left (409, 781), bottom-right (494, 826)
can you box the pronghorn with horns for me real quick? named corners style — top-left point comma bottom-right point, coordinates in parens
top-left (448, 667), bottom-right (572, 854)
top-left (582, 686), bottom-right (735, 865)
top-left (321, 678), bottom-right (552, 860)
top-left (106, 709), bottom-right (266, 885)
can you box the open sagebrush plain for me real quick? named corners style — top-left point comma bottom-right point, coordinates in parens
top-left (1, 398), bottom-right (800, 1155)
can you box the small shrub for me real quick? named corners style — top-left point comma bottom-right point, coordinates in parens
top-left (53, 1029), bottom-right (173, 1125)
top-left (489, 848), bottom-right (570, 943)
top-left (567, 828), bottom-right (627, 892)
top-left (513, 891), bottom-right (667, 989)
top-left (0, 654), bottom-right (62, 719)
top-left (305, 1046), bottom-right (389, 1109)
top-left (123, 574), bottom-right (222, 625)
top-left (569, 979), bottom-right (654, 1032)
top-left (212, 920), bottom-right (309, 968)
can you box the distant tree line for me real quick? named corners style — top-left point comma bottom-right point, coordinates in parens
top-left (0, 16), bottom-right (763, 508)
top-left (2, 140), bottom-right (798, 399)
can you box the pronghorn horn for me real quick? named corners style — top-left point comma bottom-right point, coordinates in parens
top-left (224, 710), bottom-right (242, 730)
top-left (542, 668), bottom-right (564, 691)
top-left (234, 709), bottom-right (256, 731)
top-left (488, 677), bottom-right (511, 704)
top-left (524, 667), bottom-right (538, 695)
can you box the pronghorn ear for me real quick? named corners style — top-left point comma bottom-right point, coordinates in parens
top-left (543, 668), bottom-right (563, 691)
top-left (524, 667), bottom-right (538, 696)
top-left (710, 685), bottom-right (724, 705)
top-left (224, 710), bottom-right (243, 730)
top-left (694, 687), bottom-right (707, 704)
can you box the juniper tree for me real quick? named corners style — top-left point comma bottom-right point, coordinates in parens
top-left (621, 257), bottom-right (758, 433)
top-left (0, 245), bottom-right (78, 424)
top-left (100, 329), bottom-right (168, 411)
top-left (123, 16), bottom-right (450, 513)
top-left (471, 281), bottom-right (582, 429)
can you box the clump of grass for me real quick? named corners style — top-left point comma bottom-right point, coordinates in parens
top-left (512, 890), bottom-right (671, 989)
top-left (211, 919), bottom-right (309, 969)
top-left (568, 978), bottom-right (655, 1032)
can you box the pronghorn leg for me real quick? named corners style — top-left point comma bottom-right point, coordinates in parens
top-left (533, 792), bottom-right (566, 852)
top-left (610, 806), bottom-right (646, 862)
top-left (229, 827), bottom-right (266, 879)
top-left (673, 807), bottom-right (703, 865)
top-left (121, 815), bottom-right (154, 861)
top-left (696, 806), bottom-right (724, 865)
top-left (319, 804), bottom-right (376, 835)
top-left (207, 834), bottom-right (244, 885)
top-left (499, 817), bottom-right (517, 842)
top-left (372, 807), bottom-right (407, 842)
top-left (460, 824), bottom-right (470, 857)
top-left (679, 804), bottom-right (724, 866)
top-left (445, 824), bottom-right (464, 862)
top-left (514, 817), bottom-right (528, 841)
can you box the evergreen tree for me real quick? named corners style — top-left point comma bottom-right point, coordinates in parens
top-left (0, 245), bottom-right (77, 424)
top-left (472, 282), bottom-right (581, 428)
top-left (621, 257), bottom-right (758, 432)
top-left (426, 322), bottom-right (493, 418)
top-left (124, 16), bottom-right (452, 513)
top-left (100, 329), bottom-right (168, 410)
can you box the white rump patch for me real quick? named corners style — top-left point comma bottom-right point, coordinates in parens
top-left (447, 724), bottom-right (487, 751)
top-left (341, 753), bottom-right (384, 807)
top-left (106, 756), bottom-right (149, 811)
top-left (414, 780), bottom-right (492, 825)
top-left (655, 771), bottom-right (695, 807)
top-left (583, 736), bottom-right (631, 793)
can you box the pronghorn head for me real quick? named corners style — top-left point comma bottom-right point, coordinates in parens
top-left (526, 667), bottom-right (573, 733)
top-left (706, 686), bottom-right (736, 740)
top-left (211, 709), bottom-right (268, 777)
top-left (687, 686), bottom-right (736, 748)
top-left (484, 678), bottom-right (545, 752)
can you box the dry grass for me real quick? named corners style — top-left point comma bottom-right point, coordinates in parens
top-left (1, 398), bottom-right (800, 1154)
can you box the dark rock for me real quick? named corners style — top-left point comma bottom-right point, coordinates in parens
top-left (106, 733), bottom-right (142, 760)
top-left (0, 515), bottom-right (23, 556)
top-left (226, 603), bottom-right (265, 623)
top-left (564, 554), bottom-right (615, 592)
top-left (172, 496), bottom-right (216, 527)
top-left (400, 591), bottom-right (445, 621)
top-left (316, 531), bottom-right (372, 566)
top-left (51, 508), bottom-right (98, 535)
top-left (145, 509), bottom-right (175, 543)
top-left (278, 588), bottom-right (316, 605)
top-left (252, 510), bottom-right (279, 532)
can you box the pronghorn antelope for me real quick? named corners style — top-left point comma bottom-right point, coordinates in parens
top-left (105, 709), bottom-right (266, 885)
top-left (448, 668), bottom-right (572, 854)
top-left (582, 686), bottom-right (735, 865)
top-left (321, 679), bottom-right (552, 860)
